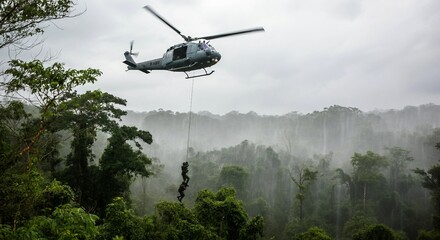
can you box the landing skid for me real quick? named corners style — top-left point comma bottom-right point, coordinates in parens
top-left (184, 68), bottom-right (214, 79)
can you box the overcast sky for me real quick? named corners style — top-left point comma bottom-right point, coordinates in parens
top-left (4, 0), bottom-right (440, 115)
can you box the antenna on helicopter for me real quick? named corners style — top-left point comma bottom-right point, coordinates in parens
top-left (129, 41), bottom-right (139, 57)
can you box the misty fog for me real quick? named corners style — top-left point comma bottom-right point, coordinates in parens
top-left (119, 103), bottom-right (440, 239)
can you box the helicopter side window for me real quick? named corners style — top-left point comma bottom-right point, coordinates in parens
top-left (173, 46), bottom-right (187, 60)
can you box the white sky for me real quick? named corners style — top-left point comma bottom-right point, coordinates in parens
top-left (3, 0), bottom-right (440, 115)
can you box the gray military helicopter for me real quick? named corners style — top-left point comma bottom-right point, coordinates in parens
top-left (123, 5), bottom-right (264, 79)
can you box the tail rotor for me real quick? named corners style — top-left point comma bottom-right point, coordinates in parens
top-left (123, 41), bottom-right (138, 68)
top-left (129, 40), bottom-right (139, 57)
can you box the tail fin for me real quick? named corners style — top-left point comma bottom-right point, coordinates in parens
top-left (123, 51), bottom-right (136, 67)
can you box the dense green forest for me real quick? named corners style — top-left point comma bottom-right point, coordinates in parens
top-left (2, 1), bottom-right (440, 240)
top-left (124, 106), bottom-right (440, 239)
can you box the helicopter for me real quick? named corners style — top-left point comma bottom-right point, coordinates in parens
top-left (123, 5), bottom-right (264, 79)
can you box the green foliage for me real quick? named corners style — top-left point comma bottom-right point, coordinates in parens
top-left (100, 125), bottom-right (153, 177)
top-left (39, 180), bottom-right (74, 212)
top-left (3, 60), bottom-right (102, 165)
top-left (414, 164), bottom-right (440, 195)
top-left (100, 197), bottom-right (150, 240)
top-left (195, 187), bottom-right (264, 240)
top-left (3, 61), bottom-right (439, 240)
top-left (0, 101), bottom-right (31, 173)
top-left (415, 164), bottom-right (440, 230)
top-left (154, 201), bottom-right (218, 240)
top-left (0, 0), bottom-right (75, 49)
top-left (240, 215), bottom-right (264, 240)
top-left (343, 212), bottom-right (377, 239)
top-left (418, 230), bottom-right (440, 240)
top-left (0, 224), bottom-right (13, 239)
top-left (12, 204), bottom-right (99, 239)
top-left (285, 218), bottom-right (322, 239)
top-left (5, 60), bottom-right (100, 97)
top-left (218, 166), bottom-right (249, 199)
top-left (0, 168), bottom-right (45, 225)
top-left (289, 165), bottom-right (318, 220)
top-left (93, 125), bottom-right (154, 215)
top-left (247, 197), bottom-right (269, 218)
top-left (350, 151), bottom-right (389, 211)
top-left (293, 226), bottom-right (333, 240)
top-left (59, 90), bottom-right (128, 210)
top-left (385, 147), bottom-right (415, 195)
top-left (414, 144), bottom-right (440, 230)
top-left (353, 224), bottom-right (406, 240)
top-left (335, 168), bottom-right (355, 206)
top-left (351, 151), bottom-right (388, 184)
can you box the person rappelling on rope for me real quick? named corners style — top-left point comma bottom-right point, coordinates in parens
top-left (177, 182), bottom-right (186, 202)
top-left (181, 161), bottom-right (190, 186)
top-left (177, 161), bottom-right (190, 202)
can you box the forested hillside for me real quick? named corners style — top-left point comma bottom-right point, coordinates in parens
top-left (125, 104), bottom-right (440, 168)
top-left (125, 104), bottom-right (440, 239)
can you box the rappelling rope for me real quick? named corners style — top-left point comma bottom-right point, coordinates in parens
top-left (186, 78), bottom-right (195, 162)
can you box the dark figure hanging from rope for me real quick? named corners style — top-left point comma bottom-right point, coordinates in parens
top-left (177, 162), bottom-right (190, 202)
top-left (177, 182), bottom-right (186, 202)
top-left (181, 161), bottom-right (190, 186)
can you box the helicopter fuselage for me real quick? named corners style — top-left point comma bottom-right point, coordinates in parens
top-left (124, 41), bottom-right (221, 74)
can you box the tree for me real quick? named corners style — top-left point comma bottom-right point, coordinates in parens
top-left (0, 0), bottom-right (76, 50)
top-left (0, 101), bottom-right (31, 174)
top-left (293, 226), bottom-right (333, 240)
top-left (335, 168), bottom-right (355, 208)
top-left (218, 165), bottom-right (249, 200)
top-left (417, 229), bottom-right (440, 240)
top-left (3, 60), bottom-right (101, 168)
top-left (385, 147), bottom-right (414, 193)
top-left (0, 60), bottom-right (100, 227)
top-left (153, 201), bottom-right (219, 240)
top-left (351, 151), bottom-right (388, 209)
top-left (195, 187), bottom-right (264, 240)
top-left (353, 224), bottom-right (404, 240)
top-left (0, 167), bottom-right (45, 227)
top-left (100, 197), bottom-right (153, 240)
top-left (343, 212), bottom-right (377, 239)
top-left (1, 204), bottom-right (99, 239)
top-left (415, 163), bottom-right (440, 230)
top-left (289, 165), bottom-right (318, 220)
top-left (97, 125), bottom-right (154, 215)
top-left (59, 90), bottom-right (126, 209)
top-left (384, 147), bottom-right (415, 229)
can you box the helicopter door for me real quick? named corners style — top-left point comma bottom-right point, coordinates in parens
top-left (173, 46), bottom-right (187, 61)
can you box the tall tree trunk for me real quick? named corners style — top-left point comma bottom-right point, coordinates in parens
top-left (363, 182), bottom-right (367, 210)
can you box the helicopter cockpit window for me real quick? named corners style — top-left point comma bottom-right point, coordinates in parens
top-left (173, 45), bottom-right (187, 60)
top-left (201, 41), bottom-right (208, 50)
top-left (198, 41), bottom-right (210, 50)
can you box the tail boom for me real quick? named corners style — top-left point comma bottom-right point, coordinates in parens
top-left (123, 51), bottom-right (137, 67)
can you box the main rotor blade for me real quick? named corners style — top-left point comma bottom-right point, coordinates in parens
top-left (143, 5), bottom-right (188, 42)
top-left (194, 27), bottom-right (265, 41)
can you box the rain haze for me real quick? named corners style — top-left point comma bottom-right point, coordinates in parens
top-left (5, 0), bottom-right (440, 115)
